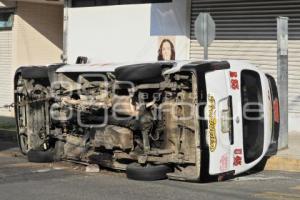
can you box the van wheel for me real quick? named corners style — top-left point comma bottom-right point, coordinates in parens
top-left (27, 140), bottom-right (64, 163)
top-left (18, 134), bottom-right (29, 155)
top-left (27, 148), bottom-right (61, 163)
top-left (126, 163), bottom-right (172, 181)
top-left (27, 149), bottom-right (56, 163)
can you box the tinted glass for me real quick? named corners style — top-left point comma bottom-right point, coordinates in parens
top-left (241, 70), bottom-right (264, 164)
top-left (0, 12), bottom-right (13, 29)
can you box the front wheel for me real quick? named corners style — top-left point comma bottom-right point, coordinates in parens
top-left (126, 163), bottom-right (173, 181)
top-left (27, 149), bottom-right (56, 163)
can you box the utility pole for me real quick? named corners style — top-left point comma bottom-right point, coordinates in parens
top-left (277, 16), bottom-right (289, 150)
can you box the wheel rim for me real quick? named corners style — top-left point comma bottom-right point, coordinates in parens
top-left (15, 76), bottom-right (29, 154)
top-left (19, 134), bottom-right (29, 154)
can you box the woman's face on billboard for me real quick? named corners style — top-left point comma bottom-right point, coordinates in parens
top-left (162, 41), bottom-right (172, 61)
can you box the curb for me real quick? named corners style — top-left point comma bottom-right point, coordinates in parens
top-left (0, 129), bottom-right (17, 142)
top-left (265, 156), bottom-right (300, 172)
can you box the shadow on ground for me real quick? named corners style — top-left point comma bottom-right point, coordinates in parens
top-left (0, 140), bottom-right (18, 152)
top-left (0, 116), bottom-right (16, 130)
top-left (0, 128), bottom-right (18, 152)
top-left (235, 156), bottom-right (271, 179)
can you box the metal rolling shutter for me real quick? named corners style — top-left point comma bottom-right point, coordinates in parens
top-left (190, 0), bottom-right (300, 114)
top-left (0, 30), bottom-right (13, 115)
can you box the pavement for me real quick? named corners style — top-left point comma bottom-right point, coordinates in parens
top-left (0, 129), bottom-right (17, 142)
top-left (0, 129), bottom-right (300, 172)
top-left (0, 139), bottom-right (299, 200)
top-left (265, 132), bottom-right (300, 172)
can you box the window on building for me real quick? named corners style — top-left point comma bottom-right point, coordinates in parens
top-left (72, 0), bottom-right (172, 7)
top-left (0, 10), bottom-right (14, 30)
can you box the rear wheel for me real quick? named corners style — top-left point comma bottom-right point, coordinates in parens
top-left (27, 149), bottom-right (56, 163)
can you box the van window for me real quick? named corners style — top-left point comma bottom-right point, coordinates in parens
top-left (241, 70), bottom-right (264, 164)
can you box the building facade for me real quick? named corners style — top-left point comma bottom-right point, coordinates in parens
top-left (189, 0), bottom-right (300, 133)
top-left (0, 0), bottom-right (299, 132)
top-left (0, 0), bottom-right (63, 118)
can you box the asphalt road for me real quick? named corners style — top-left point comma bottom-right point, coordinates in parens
top-left (0, 139), bottom-right (300, 200)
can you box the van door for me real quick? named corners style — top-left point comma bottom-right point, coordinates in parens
top-left (205, 70), bottom-right (234, 175)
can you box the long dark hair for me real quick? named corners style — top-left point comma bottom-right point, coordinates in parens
top-left (158, 39), bottom-right (176, 61)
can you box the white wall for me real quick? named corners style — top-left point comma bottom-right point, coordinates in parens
top-left (0, 2), bottom-right (63, 118)
top-left (67, 0), bottom-right (190, 64)
top-left (289, 114), bottom-right (300, 133)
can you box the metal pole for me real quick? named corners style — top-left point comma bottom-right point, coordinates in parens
top-left (277, 16), bottom-right (289, 150)
top-left (203, 13), bottom-right (208, 60)
top-left (62, 0), bottom-right (71, 63)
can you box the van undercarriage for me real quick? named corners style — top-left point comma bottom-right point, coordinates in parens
top-left (15, 63), bottom-right (205, 181)
top-left (13, 60), bottom-right (279, 182)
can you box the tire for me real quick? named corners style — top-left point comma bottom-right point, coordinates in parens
top-left (126, 163), bottom-right (172, 181)
top-left (20, 66), bottom-right (49, 79)
top-left (115, 63), bottom-right (164, 84)
top-left (27, 149), bottom-right (56, 163)
top-left (27, 140), bottom-right (64, 163)
top-left (17, 134), bottom-right (29, 155)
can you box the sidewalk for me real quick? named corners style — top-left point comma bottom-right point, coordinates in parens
top-left (265, 132), bottom-right (300, 172)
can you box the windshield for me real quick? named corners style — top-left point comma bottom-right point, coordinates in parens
top-left (241, 70), bottom-right (264, 164)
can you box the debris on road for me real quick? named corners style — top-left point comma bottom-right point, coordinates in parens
top-left (85, 164), bottom-right (100, 173)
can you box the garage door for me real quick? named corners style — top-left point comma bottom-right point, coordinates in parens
top-left (190, 0), bottom-right (300, 114)
top-left (0, 10), bottom-right (13, 116)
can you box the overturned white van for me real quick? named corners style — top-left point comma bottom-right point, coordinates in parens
top-left (14, 60), bottom-right (280, 182)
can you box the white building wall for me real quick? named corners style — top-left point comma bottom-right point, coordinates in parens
top-left (67, 0), bottom-right (190, 63)
top-left (0, 1), bottom-right (63, 118)
top-left (0, 30), bottom-right (13, 117)
top-left (0, 1), bottom-right (14, 117)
